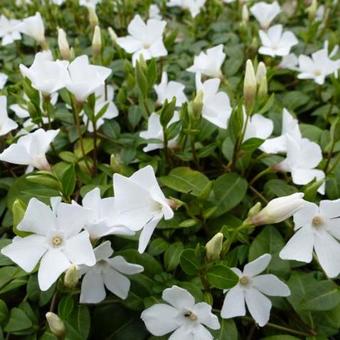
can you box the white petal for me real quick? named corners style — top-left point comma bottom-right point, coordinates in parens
top-left (94, 240), bottom-right (113, 261)
top-left (279, 227), bottom-right (314, 262)
top-left (80, 268), bottom-right (106, 304)
top-left (141, 304), bottom-right (180, 336)
top-left (1, 235), bottom-right (47, 272)
top-left (63, 231), bottom-right (95, 266)
top-left (252, 274), bottom-right (290, 296)
top-left (102, 266), bottom-right (131, 299)
top-left (138, 217), bottom-right (160, 253)
top-left (38, 249), bottom-right (71, 291)
top-left (320, 199), bottom-right (340, 219)
top-left (162, 285), bottom-right (195, 309)
top-left (221, 286), bottom-right (246, 318)
top-left (245, 288), bottom-right (272, 327)
top-left (107, 256), bottom-right (143, 275)
top-left (293, 201), bottom-right (318, 230)
top-left (243, 254), bottom-right (271, 277)
top-left (191, 302), bottom-right (220, 330)
top-left (314, 230), bottom-right (340, 278)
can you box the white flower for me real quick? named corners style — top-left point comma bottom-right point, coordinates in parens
top-left (279, 53), bottom-right (299, 70)
top-left (250, 1), bottom-right (281, 29)
top-left (82, 85), bottom-right (119, 132)
top-left (66, 55), bottom-right (111, 102)
top-left (149, 4), bottom-right (162, 20)
top-left (276, 134), bottom-right (325, 194)
top-left (140, 111), bottom-right (180, 152)
top-left (0, 96), bottom-right (18, 136)
top-left (243, 113), bottom-right (273, 143)
top-left (1, 198), bottom-right (95, 291)
top-left (52, 0), bottom-right (65, 4)
top-left (78, 187), bottom-right (134, 239)
top-left (297, 48), bottom-right (340, 85)
top-left (187, 45), bottom-right (225, 78)
top-left (79, 0), bottom-right (100, 8)
top-left (79, 241), bottom-right (143, 303)
top-left (116, 15), bottom-right (167, 66)
top-left (18, 12), bottom-right (45, 44)
top-left (167, 0), bottom-right (207, 18)
top-left (0, 15), bottom-right (21, 46)
top-left (113, 165), bottom-right (174, 253)
top-left (259, 25), bottom-right (298, 57)
top-left (251, 192), bottom-right (305, 226)
top-left (280, 200), bottom-right (340, 278)
top-left (141, 285), bottom-right (220, 339)
top-left (154, 72), bottom-right (187, 106)
top-left (196, 73), bottom-right (232, 129)
top-left (20, 51), bottom-right (70, 95)
top-left (0, 128), bottom-right (59, 171)
top-left (261, 108), bottom-right (301, 154)
top-left (0, 72), bottom-right (8, 89)
top-left (221, 254), bottom-right (290, 327)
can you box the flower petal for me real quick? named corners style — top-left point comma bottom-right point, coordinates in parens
top-left (243, 254), bottom-right (271, 277)
top-left (94, 240), bottom-right (113, 261)
top-left (221, 286), bottom-right (246, 319)
top-left (192, 302), bottom-right (220, 330)
top-left (107, 256), bottom-right (143, 275)
top-left (245, 288), bottom-right (272, 327)
top-left (102, 266), bottom-right (131, 299)
top-left (138, 216), bottom-right (161, 253)
top-left (80, 267), bottom-right (106, 304)
top-left (162, 285), bottom-right (195, 310)
top-left (252, 274), bottom-right (290, 297)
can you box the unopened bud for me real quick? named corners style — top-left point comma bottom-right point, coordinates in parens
top-left (64, 264), bottom-right (79, 289)
top-left (110, 154), bottom-right (123, 173)
top-left (243, 60), bottom-right (257, 111)
top-left (167, 197), bottom-right (183, 210)
top-left (46, 312), bottom-right (65, 338)
top-left (307, 0), bottom-right (318, 21)
top-left (247, 202), bottom-right (262, 218)
top-left (242, 5), bottom-right (249, 23)
top-left (92, 25), bottom-right (102, 57)
top-left (88, 7), bottom-right (98, 28)
top-left (57, 28), bottom-right (71, 60)
top-left (205, 232), bottom-right (223, 261)
top-left (191, 90), bottom-right (204, 121)
top-left (108, 27), bottom-right (117, 43)
top-left (256, 62), bottom-right (267, 99)
top-left (251, 193), bottom-right (305, 226)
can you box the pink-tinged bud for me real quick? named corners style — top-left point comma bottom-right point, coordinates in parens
top-left (251, 193), bottom-right (305, 226)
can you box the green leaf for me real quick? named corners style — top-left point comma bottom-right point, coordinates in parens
top-left (206, 264), bottom-right (239, 289)
top-left (58, 295), bottom-right (75, 320)
top-left (4, 308), bottom-right (32, 333)
top-left (0, 300), bottom-right (8, 325)
top-left (160, 167), bottom-right (211, 197)
top-left (164, 242), bottom-right (184, 271)
top-left (148, 238), bottom-right (169, 256)
top-left (60, 164), bottom-right (76, 197)
top-left (212, 319), bottom-right (238, 340)
top-left (180, 249), bottom-right (201, 275)
top-left (211, 173), bottom-right (248, 217)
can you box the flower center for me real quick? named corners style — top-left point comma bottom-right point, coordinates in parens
top-left (239, 276), bottom-right (250, 286)
top-left (184, 311), bottom-right (197, 321)
top-left (312, 215), bottom-right (324, 229)
top-left (314, 70), bottom-right (322, 76)
top-left (143, 42), bottom-right (151, 49)
top-left (51, 235), bottom-right (64, 248)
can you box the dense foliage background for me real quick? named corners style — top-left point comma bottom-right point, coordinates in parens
top-left (0, 0), bottom-right (340, 339)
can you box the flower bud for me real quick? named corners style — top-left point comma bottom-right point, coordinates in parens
top-left (46, 312), bottom-right (65, 338)
top-left (191, 90), bottom-right (204, 121)
top-left (307, 0), bottom-right (318, 21)
top-left (247, 202), bottom-right (262, 218)
top-left (92, 25), bottom-right (102, 57)
top-left (88, 7), bottom-right (98, 28)
top-left (242, 5), bottom-right (249, 23)
top-left (243, 60), bottom-right (257, 112)
top-left (57, 28), bottom-right (71, 60)
top-left (251, 193), bottom-right (305, 226)
top-left (63, 264), bottom-right (79, 289)
top-left (108, 27), bottom-right (117, 43)
top-left (256, 62), bottom-right (267, 99)
top-left (205, 232), bottom-right (223, 261)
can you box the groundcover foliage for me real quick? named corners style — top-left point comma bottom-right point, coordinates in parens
top-left (0, 0), bottom-right (339, 339)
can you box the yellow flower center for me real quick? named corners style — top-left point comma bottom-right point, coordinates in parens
top-left (51, 235), bottom-right (63, 248)
top-left (312, 215), bottom-right (324, 228)
top-left (184, 311), bottom-right (197, 321)
top-left (239, 276), bottom-right (250, 286)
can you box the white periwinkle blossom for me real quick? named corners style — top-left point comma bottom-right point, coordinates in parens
top-left (78, 187), bottom-right (134, 240)
top-left (154, 72), bottom-right (187, 106)
top-left (79, 241), bottom-right (143, 303)
top-left (167, 0), bottom-right (206, 18)
top-left (66, 55), bottom-right (111, 102)
top-left (20, 51), bottom-right (70, 95)
top-left (82, 85), bottom-right (119, 132)
top-left (0, 96), bottom-right (18, 136)
top-left (0, 73), bottom-right (8, 89)
top-left (1, 198), bottom-right (95, 291)
top-left (187, 45), bottom-right (226, 78)
top-left (141, 285), bottom-right (220, 339)
top-left (0, 15), bottom-right (21, 46)
top-left (296, 48), bottom-right (340, 85)
top-left (280, 200), bottom-right (340, 278)
top-left (196, 73), bottom-right (232, 129)
top-left (221, 254), bottom-right (290, 327)
top-left (250, 1), bottom-right (281, 29)
top-left (243, 113), bottom-right (273, 144)
top-left (140, 111), bottom-right (180, 152)
top-left (149, 4), bottom-right (162, 20)
top-left (79, 0), bottom-right (100, 8)
top-left (116, 15), bottom-right (167, 66)
top-left (113, 165), bottom-right (174, 253)
top-left (0, 128), bottom-right (59, 171)
top-left (259, 25), bottom-right (298, 57)
top-left (251, 192), bottom-right (305, 226)
top-left (18, 12), bottom-right (46, 46)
